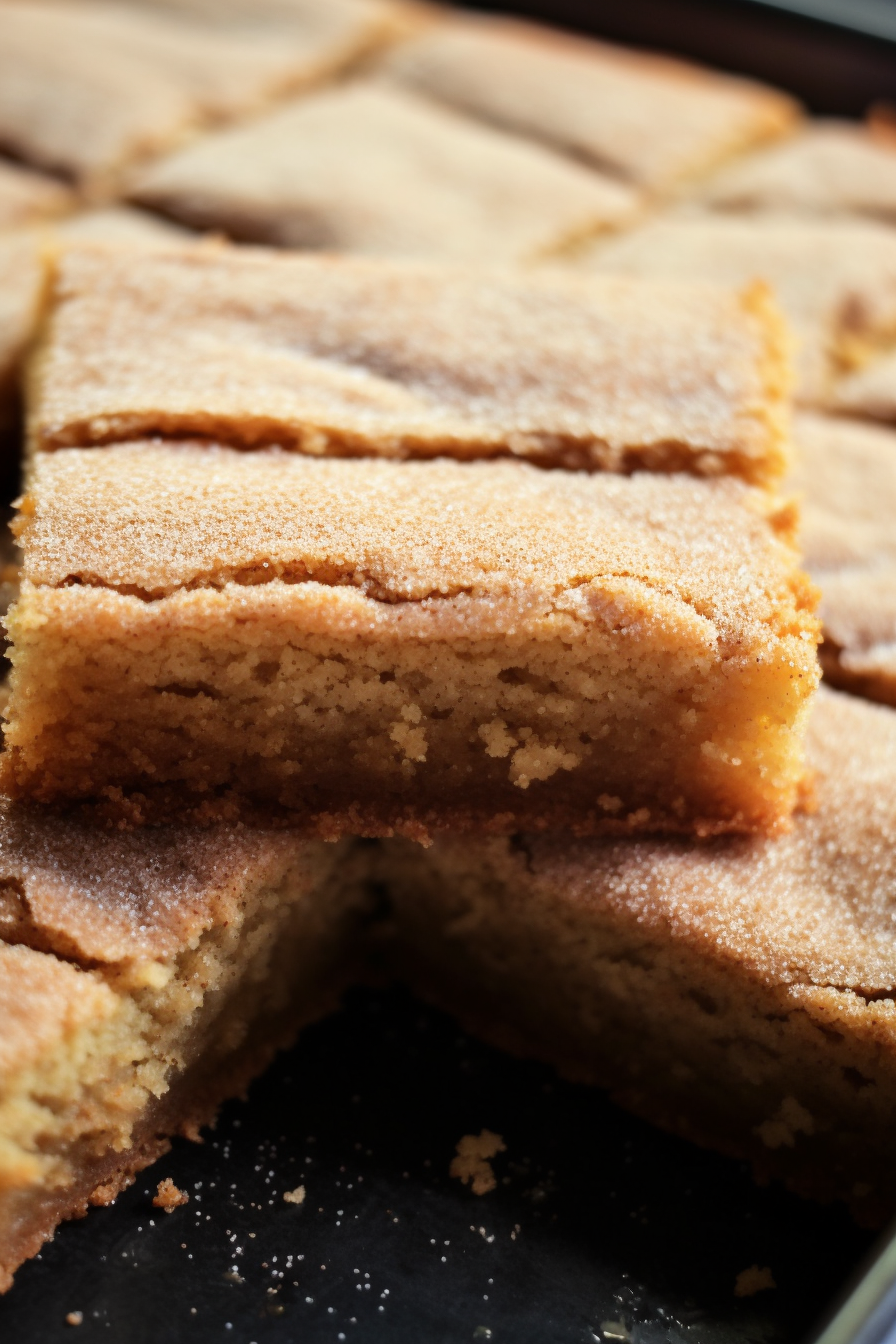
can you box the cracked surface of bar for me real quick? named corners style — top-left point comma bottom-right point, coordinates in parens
top-left (3, 444), bottom-right (818, 836)
top-left (29, 246), bottom-right (791, 486)
top-left (381, 687), bottom-right (896, 1222)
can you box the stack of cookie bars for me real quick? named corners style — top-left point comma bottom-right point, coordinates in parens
top-left (2, 0), bottom-right (896, 1294)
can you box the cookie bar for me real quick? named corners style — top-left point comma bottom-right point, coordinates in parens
top-left (791, 412), bottom-right (896, 707)
top-left (0, 232), bottom-right (44, 443)
top-left (0, 0), bottom-right (400, 190)
top-left (0, 810), bottom-right (365, 1293)
top-left (380, 687), bottom-right (896, 1223)
top-left (699, 120), bottom-right (896, 222)
top-left (0, 214), bottom-right (192, 452)
top-left (829, 346), bottom-right (896, 421)
top-left (129, 80), bottom-right (638, 262)
top-left (583, 214), bottom-right (896, 405)
top-left (3, 444), bottom-right (818, 836)
top-left (28, 245), bottom-right (791, 486)
top-left (379, 12), bottom-right (799, 191)
top-left (0, 159), bottom-right (72, 232)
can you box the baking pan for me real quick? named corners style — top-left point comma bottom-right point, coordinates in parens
top-left (0, 987), bottom-right (878, 1343)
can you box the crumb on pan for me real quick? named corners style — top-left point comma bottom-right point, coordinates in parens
top-left (450, 1130), bottom-right (506, 1195)
top-left (153, 1177), bottom-right (189, 1213)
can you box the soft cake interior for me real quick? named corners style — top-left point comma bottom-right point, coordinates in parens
top-left (0, 826), bottom-right (367, 1290)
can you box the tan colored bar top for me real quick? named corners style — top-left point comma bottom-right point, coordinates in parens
top-left (0, 0), bottom-right (401, 189)
top-left (582, 213), bottom-right (896, 408)
top-left (0, 159), bottom-right (73, 232)
top-left (128, 80), bottom-right (639, 263)
top-left (380, 12), bottom-right (799, 191)
top-left (29, 245), bottom-right (792, 486)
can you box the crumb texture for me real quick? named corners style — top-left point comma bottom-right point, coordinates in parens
top-left (0, 942), bottom-right (116, 1078)
top-left (0, 812), bottom-right (361, 1292)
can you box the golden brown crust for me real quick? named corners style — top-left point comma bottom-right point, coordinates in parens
top-left (0, 800), bottom-right (365, 1292)
top-left (16, 444), bottom-right (806, 613)
top-left (0, 212), bottom-right (197, 446)
top-left (29, 245), bottom-right (792, 486)
top-left (6, 687), bottom-right (896, 1273)
top-left (508, 688), bottom-right (896, 990)
top-left (379, 12), bottom-right (799, 191)
top-left (128, 81), bottom-right (639, 263)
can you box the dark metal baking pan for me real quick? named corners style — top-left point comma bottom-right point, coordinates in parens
top-left (0, 987), bottom-right (878, 1343)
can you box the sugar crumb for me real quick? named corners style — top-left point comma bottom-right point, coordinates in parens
top-left (283, 1185), bottom-right (306, 1205)
top-left (153, 1178), bottom-right (189, 1213)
